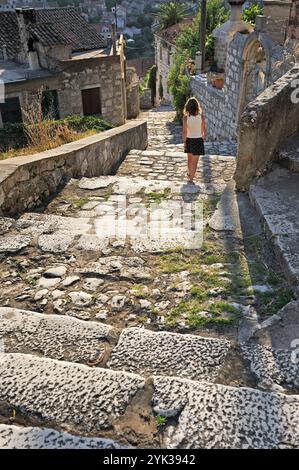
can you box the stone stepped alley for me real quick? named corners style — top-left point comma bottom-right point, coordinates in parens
top-left (0, 106), bottom-right (299, 449)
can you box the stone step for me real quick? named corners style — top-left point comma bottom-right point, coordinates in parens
top-left (249, 166), bottom-right (299, 288)
top-left (278, 132), bottom-right (299, 172)
top-left (0, 354), bottom-right (145, 437)
top-left (0, 307), bottom-right (115, 365)
top-left (241, 300), bottom-right (299, 393)
top-left (1, 354), bottom-right (299, 449)
top-left (153, 375), bottom-right (299, 449)
top-left (0, 424), bottom-right (129, 449)
top-left (1, 182), bottom-right (205, 253)
top-left (107, 327), bottom-right (231, 382)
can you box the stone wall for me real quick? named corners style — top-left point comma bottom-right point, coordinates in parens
top-left (191, 30), bottom-right (296, 141)
top-left (264, 0), bottom-right (293, 45)
top-left (155, 35), bottom-right (175, 105)
top-left (126, 67), bottom-right (140, 119)
top-left (140, 89), bottom-right (152, 110)
top-left (0, 120), bottom-right (148, 217)
top-left (191, 33), bottom-right (247, 141)
top-left (235, 66), bottom-right (299, 191)
top-left (127, 57), bottom-right (155, 78)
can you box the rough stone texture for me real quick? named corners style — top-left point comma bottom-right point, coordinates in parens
top-left (107, 327), bottom-right (231, 382)
top-left (235, 66), bottom-right (299, 191)
top-left (278, 131), bottom-right (299, 172)
top-left (0, 120), bottom-right (148, 217)
top-left (126, 67), bottom-right (140, 119)
top-left (77, 256), bottom-right (152, 281)
top-left (0, 354), bottom-right (145, 434)
top-left (140, 88), bottom-right (152, 110)
top-left (249, 165), bottom-right (299, 287)
top-left (0, 424), bottom-right (129, 449)
top-left (153, 376), bottom-right (299, 449)
top-left (0, 105), bottom-right (296, 449)
top-left (208, 180), bottom-right (262, 238)
top-left (191, 30), bottom-right (295, 142)
top-left (0, 235), bottom-right (31, 253)
top-left (241, 301), bottom-right (299, 391)
top-left (0, 307), bottom-right (113, 364)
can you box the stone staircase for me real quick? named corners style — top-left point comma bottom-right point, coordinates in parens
top-left (249, 131), bottom-right (299, 290)
top-left (1, 309), bottom-right (299, 449)
top-left (0, 107), bottom-right (299, 449)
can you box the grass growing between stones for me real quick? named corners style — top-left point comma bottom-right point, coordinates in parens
top-left (103, 185), bottom-right (115, 201)
top-left (155, 232), bottom-right (294, 329)
top-left (136, 187), bottom-right (172, 207)
top-left (65, 196), bottom-right (91, 210)
top-left (131, 284), bottom-right (147, 298)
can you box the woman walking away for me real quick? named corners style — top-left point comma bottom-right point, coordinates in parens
top-left (183, 97), bottom-right (206, 184)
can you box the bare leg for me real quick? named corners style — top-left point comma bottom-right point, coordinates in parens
top-left (187, 153), bottom-right (193, 179)
top-left (189, 155), bottom-right (199, 181)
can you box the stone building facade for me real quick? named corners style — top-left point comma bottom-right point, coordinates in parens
top-left (154, 20), bottom-right (192, 105)
top-left (190, 1), bottom-right (297, 141)
top-left (0, 7), bottom-right (137, 128)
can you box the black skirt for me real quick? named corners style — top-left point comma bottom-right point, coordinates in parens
top-left (184, 137), bottom-right (205, 155)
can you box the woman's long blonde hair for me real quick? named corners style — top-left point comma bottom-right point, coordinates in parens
top-left (184, 97), bottom-right (202, 116)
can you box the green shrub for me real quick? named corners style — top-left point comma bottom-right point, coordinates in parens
top-left (65, 115), bottom-right (113, 133)
top-left (0, 123), bottom-right (27, 152)
top-left (0, 115), bottom-right (113, 154)
top-left (242, 2), bottom-right (263, 25)
top-left (147, 64), bottom-right (157, 105)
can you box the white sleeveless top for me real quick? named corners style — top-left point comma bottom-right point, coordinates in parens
top-left (187, 114), bottom-right (202, 138)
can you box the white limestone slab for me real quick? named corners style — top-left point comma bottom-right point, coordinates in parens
top-left (0, 354), bottom-right (145, 434)
top-left (153, 376), bottom-right (299, 449)
top-left (0, 307), bottom-right (113, 363)
top-left (0, 424), bottom-right (129, 449)
top-left (108, 328), bottom-right (230, 382)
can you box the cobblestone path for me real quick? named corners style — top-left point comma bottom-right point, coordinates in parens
top-left (0, 107), bottom-right (298, 449)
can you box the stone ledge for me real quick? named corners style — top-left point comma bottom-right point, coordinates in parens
top-left (235, 66), bottom-right (299, 191)
top-left (0, 120), bottom-right (148, 216)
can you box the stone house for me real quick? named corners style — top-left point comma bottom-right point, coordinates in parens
top-left (190, 0), bottom-right (298, 141)
top-left (0, 7), bottom-right (132, 128)
top-left (154, 19), bottom-right (192, 105)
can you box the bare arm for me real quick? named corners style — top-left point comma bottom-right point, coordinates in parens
top-left (183, 115), bottom-right (187, 144)
top-left (201, 113), bottom-right (206, 140)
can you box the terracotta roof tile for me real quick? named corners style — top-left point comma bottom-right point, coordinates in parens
top-left (0, 7), bottom-right (106, 59)
top-left (155, 19), bottom-right (193, 45)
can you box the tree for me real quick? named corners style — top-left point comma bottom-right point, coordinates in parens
top-left (156, 1), bottom-right (189, 30)
top-left (168, 0), bottom-right (230, 118)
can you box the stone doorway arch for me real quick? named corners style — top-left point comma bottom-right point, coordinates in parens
top-left (237, 32), bottom-right (272, 124)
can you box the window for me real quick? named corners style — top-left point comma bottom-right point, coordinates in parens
top-left (0, 97), bottom-right (22, 124)
top-left (160, 46), bottom-right (163, 60)
top-left (42, 90), bottom-right (59, 120)
top-left (81, 87), bottom-right (102, 116)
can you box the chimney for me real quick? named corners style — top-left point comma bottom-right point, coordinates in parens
top-left (15, 8), bottom-right (39, 67)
